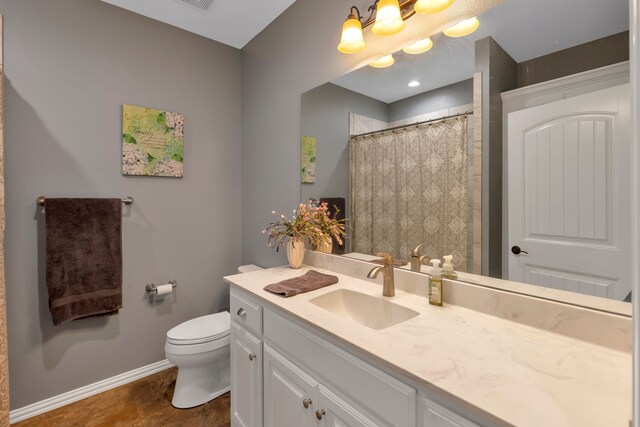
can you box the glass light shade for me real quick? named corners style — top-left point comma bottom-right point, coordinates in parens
top-left (443, 17), bottom-right (480, 37)
top-left (337, 17), bottom-right (366, 54)
top-left (372, 0), bottom-right (405, 36)
top-left (402, 37), bottom-right (434, 55)
top-left (369, 54), bottom-right (395, 68)
top-left (415, 0), bottom-right (454, 14)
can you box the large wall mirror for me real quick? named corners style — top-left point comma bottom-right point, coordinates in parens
top-left (301, 0), bottom-right (632, 311)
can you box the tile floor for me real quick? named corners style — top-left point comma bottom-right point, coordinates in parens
top-left (14, 368), bottom-right (230, 427)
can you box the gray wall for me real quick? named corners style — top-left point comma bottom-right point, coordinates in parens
top-left (2, 0), bottom-right (241, 409)
top-left (475, 37), bottom-right (517, 278)
top-left (388, 79), bottom-right (473, 122)
top-left (300, 83), bottom-right (388, 226)
top-left (518, 31), bottom-right (629, 88)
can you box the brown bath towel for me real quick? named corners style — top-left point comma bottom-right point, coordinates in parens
top-left (45, 198), bottom-right (123, 325)
top-left (264, 270), bottom-right (339, 298)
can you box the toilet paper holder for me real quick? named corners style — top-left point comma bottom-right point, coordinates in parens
top-left (146, 280), bottom-right (178, 293)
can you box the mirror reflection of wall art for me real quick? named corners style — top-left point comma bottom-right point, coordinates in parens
top-left (301, 135), bottom-right (316, 183)
top-left (122, 104), bottom-right (184, 178)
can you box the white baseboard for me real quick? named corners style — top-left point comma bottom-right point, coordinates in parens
top-left (9, 359), bottom-right (174, 424)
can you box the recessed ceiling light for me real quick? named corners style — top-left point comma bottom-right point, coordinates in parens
top-left (408, 80), bottom-right (421, 87)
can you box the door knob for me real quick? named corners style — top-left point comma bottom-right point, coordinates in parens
top-left (303, 398), bottom-right (312, 409)
top-left (315, 409), bottom-right (325, 420)
top-left (237, 308), bottom-right (247, 319)
top-left (249, 353), bottom-right (256, 361)
top-left (511, 246), bottom-right (529, 255)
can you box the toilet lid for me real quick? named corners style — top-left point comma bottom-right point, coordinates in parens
top-left (167, 312), bottom-right (230, 345)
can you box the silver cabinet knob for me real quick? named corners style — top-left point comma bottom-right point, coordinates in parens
top-left (303, 398), bottom-right (312, 409)
top-left (237, 308), bottom-right (247, 319)
top-left (249, 353), bottom-right (256, 361)
top-left (315, 409), bottom-right (325, 420)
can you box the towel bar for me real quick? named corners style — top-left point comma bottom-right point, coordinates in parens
top-left (37, 196), bottom-right (134, 206)
top-left (146, 280), bottom-right (178, 293)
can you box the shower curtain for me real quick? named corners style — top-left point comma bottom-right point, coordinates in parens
top-left (350, 116), bottom-right (468, 269)
top-left (0, 15), bottom-right (8, 426)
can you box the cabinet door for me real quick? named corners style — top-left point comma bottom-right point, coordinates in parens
top-left (263, 345), bottom-right (318, 427)
top-left (316, 385), bottom-right (389, 427)
top-left (419, 396), bottom-right (478, 427)
top-left (231, 322), bottom-right (262, 427)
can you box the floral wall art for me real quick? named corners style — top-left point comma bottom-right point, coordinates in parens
top-left (122, 104), bottom-right (184, 177)
top-left (301, 135), bottom-right (316, 183)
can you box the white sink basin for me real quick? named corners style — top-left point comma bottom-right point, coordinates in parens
top-left (309, 289), bottom-right (419, 330)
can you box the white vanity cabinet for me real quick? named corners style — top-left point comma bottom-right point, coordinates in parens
top-left (230, 292), bottom-right (264, 427)
top-left (263, 344), bottom-right (317, 427)
top-left (419, 397), bottom-right (479, 427)
top-left (230, 288), bottom-right (479, 427)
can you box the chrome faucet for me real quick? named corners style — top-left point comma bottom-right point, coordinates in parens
top-left (367, 252), bottom-right (395, 297)
top-left (411, 244), bottom-right (430, 272)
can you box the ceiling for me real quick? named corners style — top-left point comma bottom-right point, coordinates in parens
top-left (100, 0), bottom-right (296, 49)
top-left (331, 0), bottom-right (629, 104)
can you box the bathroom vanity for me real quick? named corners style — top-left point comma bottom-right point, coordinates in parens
top-left (225, 252), bottom-right (632, 427)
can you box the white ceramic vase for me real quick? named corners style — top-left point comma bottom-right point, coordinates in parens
top-left (286, 237), bottom-right (305, 268)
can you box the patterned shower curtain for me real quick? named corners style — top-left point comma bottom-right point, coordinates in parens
top-left (350, 116), bottom-right (468, 270)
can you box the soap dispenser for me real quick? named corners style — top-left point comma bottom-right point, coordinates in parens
top-left (428, 259), bottom-right (443, 306)
top-left (442, 255), bottom-right (458, 280)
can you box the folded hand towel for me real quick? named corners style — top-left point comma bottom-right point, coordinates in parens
top-left (264, 270), bottom-right (339, 298)
top-left (45, 198), bottom-right (123, 325)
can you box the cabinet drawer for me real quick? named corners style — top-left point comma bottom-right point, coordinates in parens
top-left (264, 309), bottom-right (415, 427)
top-left (230, 290), bottom-right (262, 336)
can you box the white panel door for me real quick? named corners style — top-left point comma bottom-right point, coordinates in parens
top-left (263, 345), bottom-right (318, 427)
top-left (508, 84), bottom-right (631, 300)
top-left (231, 322), bottom-right (263, 427)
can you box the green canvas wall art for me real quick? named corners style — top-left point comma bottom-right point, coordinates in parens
top-left (301, 135), bottom-right (316, 183)
top-left (122, 104), bottom-right (184, 177)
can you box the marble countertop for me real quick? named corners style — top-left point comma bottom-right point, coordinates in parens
top-left (225, 265), bottom-right (632, 427)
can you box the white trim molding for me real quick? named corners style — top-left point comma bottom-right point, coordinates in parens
top-left (9, 359), bottom-right (173, 424)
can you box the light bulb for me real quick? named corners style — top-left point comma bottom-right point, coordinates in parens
top-left (369, 54), bottom-right (395, 68)
top-left (408, 80), bottom-right (421, 87)
top-left (443, 17), bottom-right (480, 38)
top-left (337, 14), bottom-right (365, 54)
top-left (415, 0), bottom-right (454, 14)
top-left (372, 0), bottom-right (405, 36)
top-left (402, 37), bottom-right (433, 55)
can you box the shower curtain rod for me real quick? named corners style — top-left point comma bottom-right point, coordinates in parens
top-left (351, 110), bottom-right (472, 139)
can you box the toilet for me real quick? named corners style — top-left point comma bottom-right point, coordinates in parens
top-left (164, 264), bottom-right (262, 408)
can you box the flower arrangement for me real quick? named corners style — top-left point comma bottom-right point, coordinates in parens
top-left (310, 202), bottom-right (346, 248)
top-left (263, 202), bottom-right (346, 251)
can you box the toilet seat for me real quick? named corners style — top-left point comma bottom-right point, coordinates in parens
top-left (167, 312), bottom-right (230, 346)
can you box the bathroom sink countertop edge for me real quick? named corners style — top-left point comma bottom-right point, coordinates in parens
top-left (224, 265), bottom-right (632, 427)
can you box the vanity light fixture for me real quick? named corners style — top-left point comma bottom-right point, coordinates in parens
top-left (443, 16), bottom-right (480, 37)
top-left (338, 7), bottom-right (367, 53)
top-left (369, 54), bottom-right (395, 68)
top-left (402, 37), bottom-right (433, 54)
top-left (338, 0), bottom-right (451, 54)
top-left (414, 0), bottom-right (454, 14)
top-left (408, 80), bottom-right (421, 87)
top-left (372, 0), bottom-right (405, 35)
